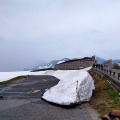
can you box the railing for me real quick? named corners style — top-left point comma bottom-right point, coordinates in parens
top-left (92, 66), bottom-right (120, 81)
top-left (92, 66), bottom-right (120, 91)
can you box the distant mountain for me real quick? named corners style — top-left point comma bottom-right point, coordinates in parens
top-left (112, 59), bottom-right (120, 64)
top-left (32, 56), bottom-right (106, 70)
top-left (95, 56), bottom-right (106, 64)
top-left (32, 58), bottom-right (70, 70)
top-left (96, 56), bottom-right (120, 64)
top-left (23, 68), bottom-right (31, 71)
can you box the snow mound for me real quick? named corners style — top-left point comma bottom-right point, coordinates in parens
top-left (42, 69), bottom-right (95, 105)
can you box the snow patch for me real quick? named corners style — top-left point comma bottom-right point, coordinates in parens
top-left (57, 60), bottom-right (65, 64)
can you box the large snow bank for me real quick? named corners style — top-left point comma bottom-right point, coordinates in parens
top-left (42, 69), bottom-right (95, 105)
top-left (0, 67), bottom-right (95, 105)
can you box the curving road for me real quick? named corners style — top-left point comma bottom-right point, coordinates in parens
top-left (0, 75), bottom-right (93, 120)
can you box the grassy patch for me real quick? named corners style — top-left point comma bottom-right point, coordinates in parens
top-left (89, 71), bottom-right (120, 117)
top-left (0, 76), bottom-right (24, 84)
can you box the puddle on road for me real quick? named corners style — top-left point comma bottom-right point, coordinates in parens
top-left (0, 81), bottom-right (40, 93)
top-left (0, 85), bottom-right (16, 93)
top-left (0, 77), bottom-right (58, 104)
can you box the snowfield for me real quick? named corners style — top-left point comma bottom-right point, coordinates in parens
top-left (0, 67), bottom-right (95, 105)
top-left (0, 71), bottom-right (46, 82)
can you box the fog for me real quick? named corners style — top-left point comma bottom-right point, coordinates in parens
top-left (0, 0), bottom-right (120, 71)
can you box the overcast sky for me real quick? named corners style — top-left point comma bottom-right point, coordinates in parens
top-left (0, 0), bottom-right (120, 71)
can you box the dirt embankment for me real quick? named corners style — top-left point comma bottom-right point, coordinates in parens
top-left (89, 71), bottom-right (120, 118)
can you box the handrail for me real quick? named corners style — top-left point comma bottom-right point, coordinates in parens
top-left (92, 67), bottom-right (120, 91)
top-left (92, 67), bottom-right (120, 81)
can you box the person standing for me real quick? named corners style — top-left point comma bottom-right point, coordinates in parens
top-left (118, 62), bottom-right (120, 69)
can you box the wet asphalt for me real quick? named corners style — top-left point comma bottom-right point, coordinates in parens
top-left (0, 75), bottom-right (92, 120)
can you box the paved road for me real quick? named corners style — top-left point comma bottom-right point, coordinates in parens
top-left (0, 75), bottom-right (92, 120)
top-left (103, 67), bottom-right (120, 73)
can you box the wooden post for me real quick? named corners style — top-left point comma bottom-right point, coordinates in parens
top-left (113, 72), bottom-right (115, 78)
top-left (118, 73), bottom-right (120, 80)
top-left (110, 70), bottom-right (111, 76)
top-left (105, 69), bottom-right (106, 73)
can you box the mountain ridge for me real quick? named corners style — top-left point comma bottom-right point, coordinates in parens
top-left (28, 56), bottom-right (120, 70)
top-left (32, 58), bottom-right (70, 70)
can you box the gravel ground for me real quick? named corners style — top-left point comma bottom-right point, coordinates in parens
top-left (0, 75), bottom-right (98, 120)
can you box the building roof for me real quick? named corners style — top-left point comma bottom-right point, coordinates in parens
top-left (57, 56), bottom-right (95, 65)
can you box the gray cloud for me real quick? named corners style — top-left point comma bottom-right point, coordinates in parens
top-left (0, 0), bottom-right (120, 71)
